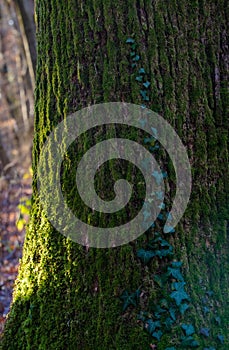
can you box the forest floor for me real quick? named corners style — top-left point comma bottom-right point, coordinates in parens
top-left (0, 0), bottom-right (33, 336)
top-left (0, 169), bottom-right (32, 335)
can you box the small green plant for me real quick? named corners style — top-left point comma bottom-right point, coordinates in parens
top-left (16, 196), bottom-right (31, 231)
top-left (16, 167), bottom-right (32, 231)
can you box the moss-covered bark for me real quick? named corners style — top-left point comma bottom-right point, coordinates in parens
top-left (1, 0), bottom-right (228, 349)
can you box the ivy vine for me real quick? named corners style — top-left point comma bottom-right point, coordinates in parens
top-left (119, 37), bottom-right (225, 350)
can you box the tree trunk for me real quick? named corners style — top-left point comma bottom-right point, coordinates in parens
top-left (1, 1), bottom-right (228, 349)
top-left (15, 0), bottom-right (36, 83)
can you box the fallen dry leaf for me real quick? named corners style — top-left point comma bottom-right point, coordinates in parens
top-left (150, 345), bottom-right (157, 350)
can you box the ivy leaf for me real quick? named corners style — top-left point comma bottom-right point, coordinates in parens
top-left (139, 118), bottom-right (147, 128)
top-left (171, 282), bottom-right (186, 290)
top-left (136, 76), bottom-right (143, 82)
top-left (144, 135), bottom-right (156, 144)
top-left (140, 89), bottom-right (149, 101)
top-left (154, 247), bottom-right (173, 259)
top-left (153, 305), bottom-right (166, 319)
top-left (137, 311), bottom-right (149, 322)
top-left (206, 290), bottom-right (214, 297)
top-left (145, 319), bottom-right (161, 335)
top-left (201, 296), bottom-right (208, 304)
top-left (148, 236), bottom-right (161, 246)
top-left (126, 38), bottom-right (135, 44)
top-left (203, 347), bottom-right (216, 350)
top-left (133, 289), bottom-right (141, 298)
top-left (152, 170), bottom-right (164, 185)
top-left (154, 231), bottom-right (161, 238)
top-left (179, 303), bottom-right (190, 315)
top-left (147, 237), bottom-right (173, 259)
top-left (164, 225), bottom-right (175, 233)
top-left (203, 306), bottom-right (210, 314)
top-left (167, 266), bottom-right (184, 282)
top-left (143, 208), bottom-right (151, 221)
top-left (153, 274), bottom-right (165, 288)
top-left (149, 144), bottom-right (159, 152)
top-left (142, 200), bottom-right (151, 210)
top-left (137, 314), bottom-right (146, 322)
top-left (133, 55), bottom-right (140, 61)
top-left (200, 328), bottom-right (210, 337)
top-left (155, 191), bottom-right (164, 200)
top-left (149, 144), bottom-right (160, 152)
top-left (217, 334), bottom-right (224, 344)
top-left (139, 67), bottom-right (146, 74)
top-left (157, 213), bottom-right (164, 220)
top-left (181, 324), bottom-right (195, 336)
top-left (150, 127), bottom-right (158, 137)
top-left (141, 157), bottom-right (151, 169)
top-left (160, 239), bottom-right (172, 248)
top-left (166, 212), bottom-right (173, 221)
top-left (171, 261), bottom-right (182, 269)
top-left (164, 317), bottom-right (175, 330)
top-left (131, 63), bottom-right (137, 68)
top-left (143, 81), bottom-right (151, 88)
top-left (169, 307), bottom-right (176, 321)
top-left (214, 316), bottom-right (221, 325)
top-left (120, 290), bottom-right (140, 311)
top-left (152, 330), bottom-right (163, 341)
top-left (148, 196), bottom-right (155, 204)
top-left (170, 287), bottom-right (190, 306)
top-left (130, 51), bottom-right (136, 57)
top-left (160, 298), bottom-right (169, 309)
top-left (165, 348), bottom-right (176, 350)
top-left (137, 249), bottom-right (155, 264)
top-left (181, 336), bottom-right (199, 348)
top-left (158, 202), bottom-right (165, 210)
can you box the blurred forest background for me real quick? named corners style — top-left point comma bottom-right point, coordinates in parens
top-left (0, 0), bottom-right (35, 333)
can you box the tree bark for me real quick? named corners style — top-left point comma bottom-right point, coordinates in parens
top-left (1, 1), bottom-right (228, 349)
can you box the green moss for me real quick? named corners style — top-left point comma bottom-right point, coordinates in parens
top-left (1, 0), bottom-right (228, 349)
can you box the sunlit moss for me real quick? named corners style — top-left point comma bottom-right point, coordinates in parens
top-left (1, 0), bottom-right (228, 349)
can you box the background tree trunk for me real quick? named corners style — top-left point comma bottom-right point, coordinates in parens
top-left (15, 0), bottom-right (36, 84)
top-left (0, 0), bottom-right (35, 172)
top-left (1, 1), bottom-right (228, 349)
